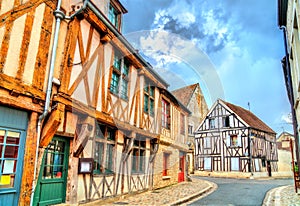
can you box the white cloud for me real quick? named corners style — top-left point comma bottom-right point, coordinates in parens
top-left (281, 113), bottom-right (293, 124)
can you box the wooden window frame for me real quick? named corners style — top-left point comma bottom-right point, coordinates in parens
top-left (144, 80), bottom-right (155, 116)
top-left (131, 139), bottom-right (146, 174)
top-left (93, 124), bottom-right (116, 175)
top-left (108, 4), bottom-right (120, 29)
top-left (163, 152), bottom-right (170, 176)
top-left (110, 52), bottom-right (129, 100)
top-left (162, 99), bottom-right (170, 129)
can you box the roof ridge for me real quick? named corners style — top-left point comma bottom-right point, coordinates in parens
top-left (221, 100), bottom-right (276, 134)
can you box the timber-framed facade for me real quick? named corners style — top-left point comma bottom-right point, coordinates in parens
top-left (195, 99), bottom-right (278, 176)
top-left (0, 0), bottom-right (190, 205)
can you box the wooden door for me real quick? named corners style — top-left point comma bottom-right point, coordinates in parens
top-left (33, 137), bottom-right (69, 206)
top-left (178, 153), bottom-right (185, 182)
top-left (0, 106), bottom-right (28, 206)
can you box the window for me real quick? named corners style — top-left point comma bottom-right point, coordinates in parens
top-left (229, 134), bottom-right (240, 147)
top-left (94, 125), bottom-right (116, 174)
top-left (0, 130), bottom-right (20, 188)
top-left (180, 113), bottom-right (185, 134)
top-left (132, 139), bottom-right (146, 173)
top-left (108, 4), bottom-right (119, 28)
top-left (163, 153), bottom-right (170, 176)
top-left (162, 99), bottom-right (170, 129)
top-left (144, 81), bottom-right (155, 116)
top-left (110, 53), bottom-right (129, 100)
top-left (203, 137), bottom-right (211, 148)
top-left (188, 125), bottom-right (193, 134)
top-left (209, 118), bottom-right (215, 129)
top-left (42, 139), bottom-right (67, 179)
top-left (223, 116), bottom-right (230, 127)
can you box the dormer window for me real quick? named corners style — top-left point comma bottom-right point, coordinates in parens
top-left (108, 4), bottom-right (120, 28)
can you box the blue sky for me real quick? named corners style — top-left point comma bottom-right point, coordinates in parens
top-left (120, 0), bottom-right (293, 135)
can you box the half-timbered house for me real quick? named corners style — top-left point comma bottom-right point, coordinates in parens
top-left (194, 99), bottom-right (278, 177)
top-left (152, 89), bottom-right (190, 189)
top-left (0, 0), bottom-right (190, 205)
top-left (172, 83), bottom-right (209, 174)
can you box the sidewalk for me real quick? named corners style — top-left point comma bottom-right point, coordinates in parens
top-left (83, 177), bottom-right (216, 206)
top-left (79, 176), bottom-right (300, 206)
top-left (263, 184), bottom-right (300, 206)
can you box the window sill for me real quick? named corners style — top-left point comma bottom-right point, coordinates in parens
top-left (162, 176), bottom-right (171, 180)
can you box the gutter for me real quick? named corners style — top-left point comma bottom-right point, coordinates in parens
top-left (30, 1), bottom-right (89, 205)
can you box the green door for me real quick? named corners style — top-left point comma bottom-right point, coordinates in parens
top-left (33, 137), bottom-right (69, 206)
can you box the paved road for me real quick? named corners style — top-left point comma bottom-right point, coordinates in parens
top-left (188, 177), bottom-right (293, 206)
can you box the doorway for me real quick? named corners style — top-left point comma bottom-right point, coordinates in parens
top-left (33, 136), bottom-right (70, 206)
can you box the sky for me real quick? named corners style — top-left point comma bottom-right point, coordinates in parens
top-left (119, 0), bottom-right (293, 135)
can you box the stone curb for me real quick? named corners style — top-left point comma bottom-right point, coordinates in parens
top-left (170, 180), bottom-right (217, 206)
top-left (262, 185), bottom-right (291, 206)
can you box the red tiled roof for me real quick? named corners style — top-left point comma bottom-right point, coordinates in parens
top-left (171, 83), bottom-right (198, 107)
top-left (222, 100), bottom-right (276, 134)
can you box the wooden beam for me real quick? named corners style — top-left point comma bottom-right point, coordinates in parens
top-left (19, 112), bottom-right (38, 206)
top-left (32, 4), bottom-right (54, 89)
top-left (40, 103), bottom-right (65, 147)
top-left (60, 19), bottom-right (80, 93)
top-left (73, 116), bottom-right (95, 157)
top-left (16, 9), bottom-right (35, 80)
top-left (0, 88), bottom-right (43, 112)
top-left (53, 93), bottom-right (115, 125)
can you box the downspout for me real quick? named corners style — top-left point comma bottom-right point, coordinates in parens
top-left (280, 26), bottom-right (300, 169)
top-left (30, 1), bottom-right (89, 205)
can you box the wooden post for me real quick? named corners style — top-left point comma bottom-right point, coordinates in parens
top-left (290, 138), bottom-right (299, 193)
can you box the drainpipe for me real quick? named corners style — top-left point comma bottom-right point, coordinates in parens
top-left (30, 1), bottom-right (89, 205)
top-left (280, 26), bottom-right (300, 168)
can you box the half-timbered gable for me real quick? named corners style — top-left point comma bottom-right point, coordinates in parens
top-left (195, 99), bottom-right (278, 177)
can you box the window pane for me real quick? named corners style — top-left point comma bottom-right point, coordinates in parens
top-left (144, 94), bottom-right (149, 113)
top-left (108, 5), bottom-right (118, 28)
top-left (139, 150), bottom-right (145, 172)
top-left (106, 144), bottom-right (114, 173)
top-left (94, 142), bottom-right (104, 174)
top-left (110, 72), bottom-right (120, 94)
top-left (107, 129), bottom-right (115, 141)
top-left (149, 86), bottom-right (154, 97)
top-left (121, 80), bottom-right (128, 99)
top-left (150, 99), bottom-right (154, 116)
top-left (0, 174), bottom-right (15, 188)
top-left (4, 146), bottom-right (18, 158)
top-left (123, 61), bottom-right (129, 76)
